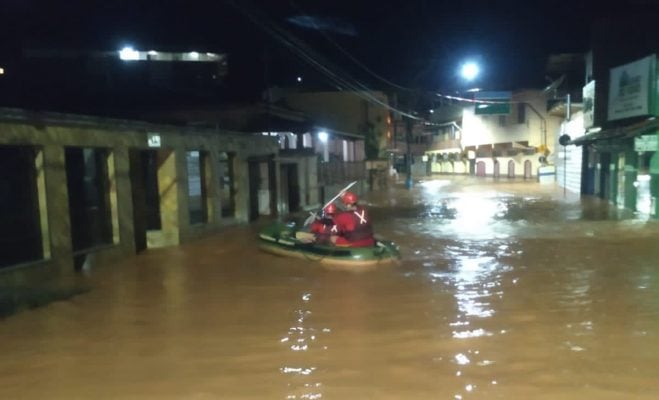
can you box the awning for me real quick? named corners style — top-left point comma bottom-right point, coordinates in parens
top-left (512, 142), bottom-right (535, 150)
top-left (570, 118), bottom-right (659, 146)
top-left (425, 148), bottom-right (461, 154)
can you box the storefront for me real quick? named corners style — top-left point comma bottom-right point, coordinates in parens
top-left (571, 54), bottom-right (659, 217)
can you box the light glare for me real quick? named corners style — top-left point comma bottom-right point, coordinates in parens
top-left (461, 62), bottom-right (479, 81)
top-left (318, 131), bottom-right (328, 143)
top-left (119, 47), bottom-right (139, 61)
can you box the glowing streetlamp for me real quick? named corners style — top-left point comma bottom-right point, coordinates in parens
top-left (460, 62), bottom-right (480, 81)
top-left (119, 46), bottom-right (140, 61)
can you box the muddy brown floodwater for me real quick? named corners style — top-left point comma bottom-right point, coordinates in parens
top-left (1, 176), bottom-right (659, 399)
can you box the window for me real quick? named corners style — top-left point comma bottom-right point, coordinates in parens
top-left (302, 133), bottom-right (312, 148)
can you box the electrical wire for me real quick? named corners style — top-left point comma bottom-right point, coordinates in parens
top-left (288, 0), bottom-right (414, 92)
top-left (228, 0), bottom-right (425, 121)
top-left (435, 92), bottom-right (523, 104)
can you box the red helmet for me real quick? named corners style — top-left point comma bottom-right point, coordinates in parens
top-left (324, 203), bottom-right (337, 215)
top-left (341, 191), bottom-right (358, 205)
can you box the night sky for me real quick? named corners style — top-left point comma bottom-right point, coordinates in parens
top-left (1, 0), bottom-right (657, 100)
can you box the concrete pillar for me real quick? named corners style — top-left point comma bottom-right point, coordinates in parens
top-left (274, 158), bottom-right (283, 216)
top-left (43, 145), bottom-right (74, 276)
top-left (234, 157), bottom-right (250, 223)
top-left (147, 149), bottom-right (180, 247)
top-left (35, 150), bottom-right (51, 260)
top-left (107, 151), bottom-right (121, 245)
top-left (111, 147), bottom-right (136, 254)
top-left (207, 151), bottom-right (221, 225)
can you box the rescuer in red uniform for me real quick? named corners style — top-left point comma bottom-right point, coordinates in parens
top-left (332, 191), bottom-right (375, 247)
top-left (310, 203), bottom-right (338, 244)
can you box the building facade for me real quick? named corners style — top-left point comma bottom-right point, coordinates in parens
top-left (425, 90), bottom-right (562, 179)
top-left (0, 108), bottom-right (279, 284)
top-left (567, 13), bottom-right (659, 216)
top-left (273, 89), bottom-right (391, 160)
top-left (571, 54), bottom-right (659, 216)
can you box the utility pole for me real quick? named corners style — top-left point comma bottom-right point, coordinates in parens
top-left (403, 89), bottom-right (421, 189)
top-left (405, 114), bottom-right (414, 189)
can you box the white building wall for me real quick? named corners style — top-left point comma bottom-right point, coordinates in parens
top-left (430, 160), bottom-right (467, 174)
top-left (461, 90), bottom-right (561, 150)
top-left (458, 90), bottom-right (563, 178)
top-left (555, 111), bottom-right (586, 193)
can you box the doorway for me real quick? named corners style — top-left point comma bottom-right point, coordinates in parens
top-left (524, 160), bottom-right (532, 179)
top-left (0, 145), bottom-right (44, 268)
top-left (280, 163), bottom-right (300, 213)
top-left (65, 147), bottom-right (113, 253)
top-left (599, 152), bottom-right (611, 200)
top-left (129, 149), bottom-right (162, 253)
top-left (218, 152), bottom-right (236, 218)
top-left (476, 161), bottom-right (486, 177)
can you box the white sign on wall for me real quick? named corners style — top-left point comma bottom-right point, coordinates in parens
top-left (583, 80), bottom-right (595, 129)
top-left (148, 133), bottom-right (162, 148)
top-left (608, 55), bottom-right (656, 121)
top-left (634, 134), bottom-right (658, 152)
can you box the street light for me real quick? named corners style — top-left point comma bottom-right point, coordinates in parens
top-left (119, 46), bottom-right (140, 61)
top-left (460, 62), bottom-right (480, 81)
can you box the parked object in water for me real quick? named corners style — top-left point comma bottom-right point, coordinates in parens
top-left (259, 222), bottom-right (400, 270)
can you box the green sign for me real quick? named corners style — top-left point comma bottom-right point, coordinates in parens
top-left (474, 91), bottom-right (511, 115)
top-left (608, 54), bottom-right (657, 121)
top-left (634, 134), bottom-right (658, 152)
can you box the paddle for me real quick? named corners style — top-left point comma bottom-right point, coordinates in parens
top-left (303, 180), bottom-right (358, 226)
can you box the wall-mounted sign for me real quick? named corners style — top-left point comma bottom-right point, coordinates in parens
top-left (474, 91), bottom-right (512, 115)
top-left (583, 80), bottom-right (596, 128)
top-left (634, 134), bottom-right (658, 152)
top-left (148, 133), bottom-right (161, 148)
top-left (608, 54), bottom-right (657, 121)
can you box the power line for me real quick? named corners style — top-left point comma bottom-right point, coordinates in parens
top-left (228, 0), bottom-right (425, 121)
top-left (435, 92), bottom-right (524, 104)
top-left (288, 0), bottom-right (413, 92)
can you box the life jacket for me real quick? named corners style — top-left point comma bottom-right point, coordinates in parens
top-left (338, 206), bottom-right (373, 242)
top-left (310, 219), bottom-right (337, 243)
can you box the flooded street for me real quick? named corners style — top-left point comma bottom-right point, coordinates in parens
top-left (2, 176), bottom-right (659, 399)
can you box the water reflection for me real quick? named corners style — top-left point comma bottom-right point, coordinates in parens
top-left (280, 292), bottom-right (325, 399)
top-left (2, 177), bottom-right (659, 399)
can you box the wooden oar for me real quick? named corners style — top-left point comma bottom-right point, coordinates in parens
top-left (303, 180), bottom-right (358, 226)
